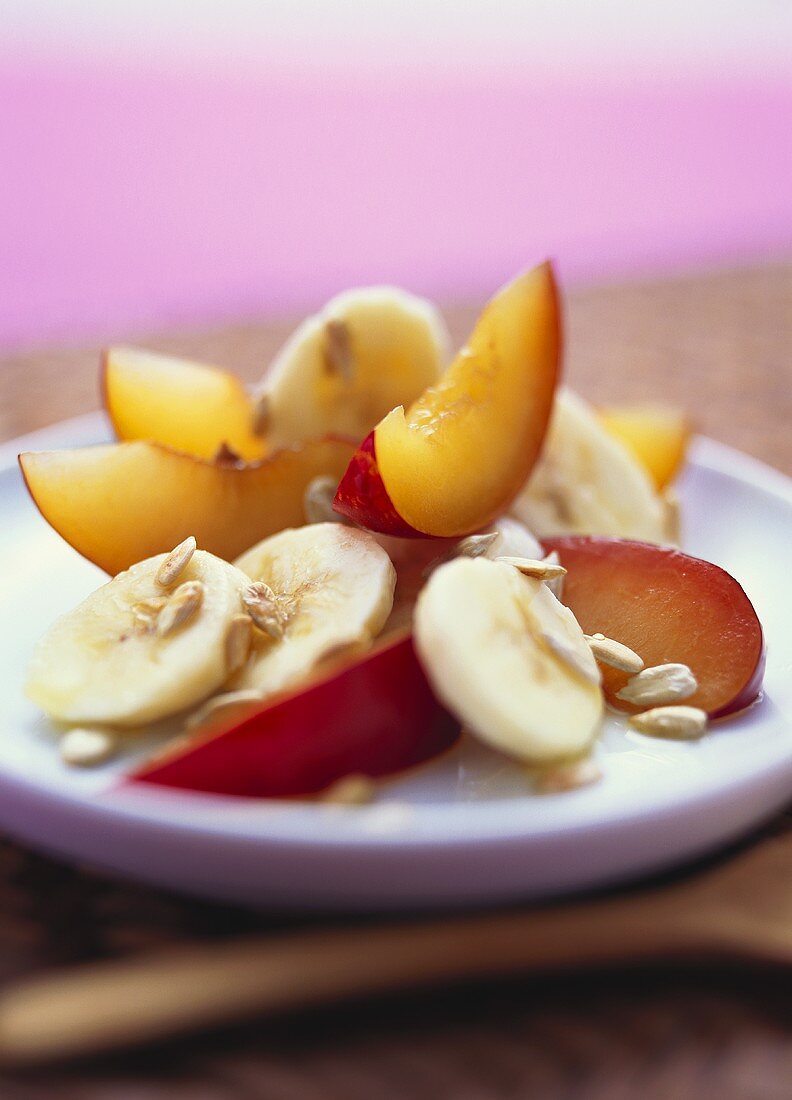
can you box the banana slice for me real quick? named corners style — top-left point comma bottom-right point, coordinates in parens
top-left (261, 287), bottom-right (450, 447)
top-left (484, 516), bottom-right (544, 560)
top-left (232, 523), bottom-right (396, 697)
top-left (379, 516), bottom-right (546, 636)
top-left (26, 550), bottom-right (250, 728)
top-left (510, 389), bottom-right (667, 541)
top-left (414, 557), bottom-right (603, 763)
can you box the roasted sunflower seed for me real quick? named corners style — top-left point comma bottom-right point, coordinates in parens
top-left (156, 580), bottom-right (204, 636)
top-left (629, 705), bottom-right (708, 740)
top-left (156, 536), bottom-right (197, 587)
top-left (616, 663), bottom-right (698, 707)
top-left (585, 633), bottom-right (644, 674)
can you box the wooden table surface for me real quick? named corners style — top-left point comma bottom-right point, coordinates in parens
top-left (0, 264), bottom-right (790, 1098)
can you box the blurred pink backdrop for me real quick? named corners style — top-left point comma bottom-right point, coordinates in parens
top-left (1, 60), bottom-right (790, 348)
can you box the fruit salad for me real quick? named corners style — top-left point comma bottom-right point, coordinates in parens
top-left (20, 261), bottom-right (765, 800)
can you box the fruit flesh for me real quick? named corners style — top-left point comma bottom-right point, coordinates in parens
top-left (20, 439), bottom-right (355, 576)
top-left (375, 534), bottom-right (455, 633)
top-left (130, 632), bottom-right (459, 797)
top-left (26, 550), bottom-right (248, 727)
top-left (102, 348), bottom-right (266, 462)
top-left (232, 523), bottom-right (396, 698)
top-left (375, 516), bottom-right (541, 634)
top-left (414, 558), bottom-right (603, 763)
top-left (333, 432), bottom-right (419, 537)
top-left (334, 262), bottom-right (560, 537)
top-left (511, 389), bottom-right (667, 541)
top-left (544, 537), bottom-right (765, 717)
top-left (264, 287), bottom-right (450, 448)
top-left (598, 404), bottom-right (690, 490)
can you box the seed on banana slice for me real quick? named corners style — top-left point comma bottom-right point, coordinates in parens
top-left (425, 516), bottom-right (545, 581)
top-left (511, 389), bottom-right (667, 541)
top-left (232, 522), bottom-right (396, 698)
top-left (26, 548), bottom-right (251, 728)
top-left (414, 557), bottom-right (603, 763)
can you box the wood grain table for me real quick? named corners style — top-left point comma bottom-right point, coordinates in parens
top-left (0, 264), bottom-right (790, 1098)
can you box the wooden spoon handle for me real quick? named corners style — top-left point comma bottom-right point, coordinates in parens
top-left (0, 890), bottom-right (713, 1065)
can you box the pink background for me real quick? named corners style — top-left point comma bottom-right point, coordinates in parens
top-left (1, 62), bottom-right (790, 349)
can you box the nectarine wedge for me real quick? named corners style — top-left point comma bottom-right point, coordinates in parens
top-left (20, 439), bottom-right (354, 575)
top-left (130, 632), bottom-right (458, 797)
top-left (598, 404), bottom-right (690, 490)
top-left (102, 347), bottom-right (267, 462)
top-left (333, 262), bottom-right (561, 537)
top-left (544, 537), bottom-right (765, 718)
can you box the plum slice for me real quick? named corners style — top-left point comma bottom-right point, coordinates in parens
top-left (333, 262), bottom-right (560, 537)
top-left (129, 632), bottom-right (458, 798)
top-left (543, 537), bottom-right (765, 718)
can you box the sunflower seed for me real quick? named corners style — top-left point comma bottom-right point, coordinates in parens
top-left (629, 705), bottom-right (708, 740)
top-left (136, 596), bottom-right (168, 616)
top-left (456, 532), bottom-right (500, 559)
top-left (321, 773), bottom-right (376, 805)
top-left (662, 488), bottom-right (682, 546)
top-left (535, 758), bottom-right (602, 794)
top-left (156, 536), bottom-right (197, 587)
top-left (60, 728), bottom-right (117, 768)
top-left (323, 318), bottom-right (355, 381)
top-left (585, 633), bottom-right (644, 674)
top-left (243, 581), bottom-right (286, 640)
top-left (132, 613), bottom-right (156, 636)
top-left (186, 689), bottom-right (264, 730)
top-left (496, 555), bottom-right (567, 580)
top-left (251, 391), bottom-right (270, 437)
top-left (156, 580), bottom-right (204, 636)
top-left (225, 614), bottom-right (253, 674)
top-left (423, 531), bottom-right (500, 578)
top-left (616, 662), bottom-right (698, 707)
top-left (303, 475), bottom-right (340, 524)
top-left (130, 596), bottom-right (169, 636)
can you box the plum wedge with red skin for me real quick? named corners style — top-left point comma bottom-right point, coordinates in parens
top-left (334, 432), bottom-right (420, 537)
top-left (130, 632), bottom-right (458, 798)
top-left (543, 536), bottom-right (765, 719)
top-left (19, 437), bottom-right (355, 576)
top-left (333, 262), bottom-right (560, 538)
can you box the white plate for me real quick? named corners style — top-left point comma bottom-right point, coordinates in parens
top-left (0, 415), bottom-right (791, 911)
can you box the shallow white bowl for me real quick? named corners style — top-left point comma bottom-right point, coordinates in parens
top-left (1, 415), bottom-right (790, 910)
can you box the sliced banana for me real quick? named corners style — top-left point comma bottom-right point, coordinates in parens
top-left (261, 287), bottom-right (450, 447)
top-left (26, 550), bottom-right (250, 728)
top-left (511, 389), bottom-right (667, 541)
top-left (484, 516), bottom-right (544, 560)
top-left (414, 557), bottom-right (603, 763)
top-left (232, 523), bottom-right (396, 697)
top-left (379, 516), bottom-right (546, 636)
